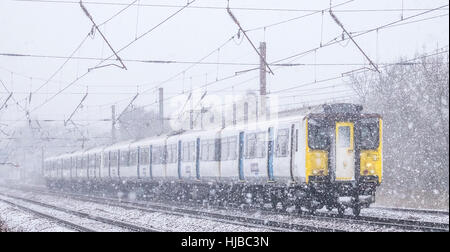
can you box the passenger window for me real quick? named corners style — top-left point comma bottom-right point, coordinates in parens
top-left (221, 138), bottom-right (229, 161)
top-left (189, 142), bottom-right (196, 162)
top-left (111, 152), bottom-right (118, 167)
top-left (171, 144), bottom-right (178, 163)
top-left (229, 137), bottom-right (237, 160)
top-left (182, 143), bottom-right (188, 162)
top-left (201, 141), bottom-right (208, 161)
top-left (140, 148), bottom-right (149, 165)
top-left (308, 119), bottom-right (330, 150)
top-left (208, 140), bottom-right (215, 161)
top-left (338, 126), bottom-right (351, 148)
top-left (359, 121), bottom-right (379, 150)
top-left (246, 134), bottom-right (257, 159)
top-left (120, 151), bottom-right (129, 166)
top-left (276, 129), bottom-right (290, 157)
top-left (104, 153), bottom-right (109, 168)
top-left (256, 133), bottom-right (266, 158)
top-left (89, 155), bottom-right (96, 168)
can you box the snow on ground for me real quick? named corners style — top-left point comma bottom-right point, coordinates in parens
top-left (8, 189), bottom-right (407, 232)
top-left (359, 208), bottom-right (449, 224)
top-left (2, 186), bottom-right (448, 232)
top-left (0, 201), bottom-right (74, 232)
top-left (0, 195), bottom-right (130, 232)
top-left (199, 205), bottom-right (405, 232)
top-left (1, 188), bottom-right (274, 232)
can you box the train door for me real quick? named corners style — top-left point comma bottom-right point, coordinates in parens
top-left (335, 122), bottom-right (355, 181)
top-left (289, 124), bottom-right (296, 181)
top-left (149, 145), bottom-right (153, 179)
top-left (267, 127), bottom-right (274, 181)
top-left (178, 140), bottom-right (182, 179)
top-left (137, 147), bottom-right (141, 179)
top-left (196, 138), bottom-right (201, 180)
top-left (238, 132), bottom-right (245, 181)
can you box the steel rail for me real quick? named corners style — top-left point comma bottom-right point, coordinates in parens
top-left (0, 192), bottom-right (160, 232)
top-left (0, 197), bottom-right (95, 232)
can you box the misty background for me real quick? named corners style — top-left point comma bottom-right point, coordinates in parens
top-left (0, 0), bottom-right (448, 209)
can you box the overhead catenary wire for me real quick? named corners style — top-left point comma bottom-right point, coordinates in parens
top-left (26, 0), bottom-right (197, 115)
top-left (131, 9), bottom-right (450, 113)
top-left (98, 0), bottom-right (139, 27)
top-left (245, 0), bottom-right (355, 33)
top-left (0, 79), bottom-right (28, 114)
top-left (184, 46), bottom-right (449, 117)
top-left (2, 2), bottom-right (446, 108)
top-left (329, 9), bottom-right (381, 73)
top-left (13, 0), bottom-right (449, 13)
top-left (270, 48), bottom-right (449, 95)
top-left (2, 1), bottom-right (446, 135)
top-left (227, 4), bottom-right (274, 75)
top-left (80, 0), bottom-right (128, 71)
top-left (0, 93), bottom-right (13, 111)
top-left (270, 4), bottom-right (449, 65)
top-left (32, 34), bottom-right (90, 94)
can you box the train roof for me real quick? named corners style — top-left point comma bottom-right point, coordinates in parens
top-left (83, 146), bottom-right (107, 155)
top-left (103, 140), bottom-right (135, 152)
top-left (45, 103), bottom-right (378, 160)
top-left (129, 136), bottom-right (167, 148)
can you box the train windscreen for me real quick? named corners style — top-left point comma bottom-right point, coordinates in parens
top-left (308, 119), bottom-right (330, 150)
top-left (359, 118), bottom-right (380, 150)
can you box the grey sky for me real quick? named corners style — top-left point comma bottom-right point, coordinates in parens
top-left (0, 0), bottom-right (448, 133)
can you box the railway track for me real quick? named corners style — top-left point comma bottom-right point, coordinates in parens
top-left (168, 198), bottom-right (449, 232)
top-left (0, 186), bottom-right (346, 232)
top-left (0, 192), bottom-right (161, 232)
top-left (60, 192), bottom-right (450, 232)
top-left (0, 197), bottom-right (94, 232)
top-left (373, 206), bottom-right (449, 216)
top-left (2, 185), bottom-right (448, 232)
top-left (312, 211), bottom-right (448, 232)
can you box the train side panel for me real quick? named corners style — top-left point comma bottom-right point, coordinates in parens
top-left (178, 133), bottom-right (199, 180)
top-left (150, 139), bottom-right (167, 179)
top-left (272, 121), bottom-right (298, 183)
top-left (218, 129), bottom-right (240, 181)
top-left (198, 131), bottom-right (221, 181)
top-left (165, 136), bottom-right (180, 180)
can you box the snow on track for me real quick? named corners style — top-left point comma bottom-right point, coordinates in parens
top-left (1, 188), bottom-right (275, 232)
top-left (0, 200), bottom-right (74, 232)
top-left (0, 194), bottom-right (129, 232)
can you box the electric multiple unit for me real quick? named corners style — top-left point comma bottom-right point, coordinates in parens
top-left (44, 104), bottom-right (383, 216)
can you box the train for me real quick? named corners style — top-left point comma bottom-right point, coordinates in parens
top-left (43, 103), bottom-right (383, 216)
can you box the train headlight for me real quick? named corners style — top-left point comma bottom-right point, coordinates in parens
top-left (360, 151), bottom-right (381, 177)
top-left (307, 151), bottom-right (328, 177)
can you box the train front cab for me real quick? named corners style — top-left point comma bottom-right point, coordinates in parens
top-left (305, 105), bottom-right (382, 216)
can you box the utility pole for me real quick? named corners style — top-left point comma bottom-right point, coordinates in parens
top-left (159, 88), bottom-right (164, 134)
top-left (260, 42), bottom-right (267, 121)
top-left (111, 105), bottom-right (116, 143)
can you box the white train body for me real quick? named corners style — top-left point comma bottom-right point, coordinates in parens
top-left (43, 104), bottom-right (383, 215)
top-left (45, 116), bottom-right (308, 184)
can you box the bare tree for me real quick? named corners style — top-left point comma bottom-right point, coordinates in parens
top-left (349, 51), bottom-right (449, 209)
